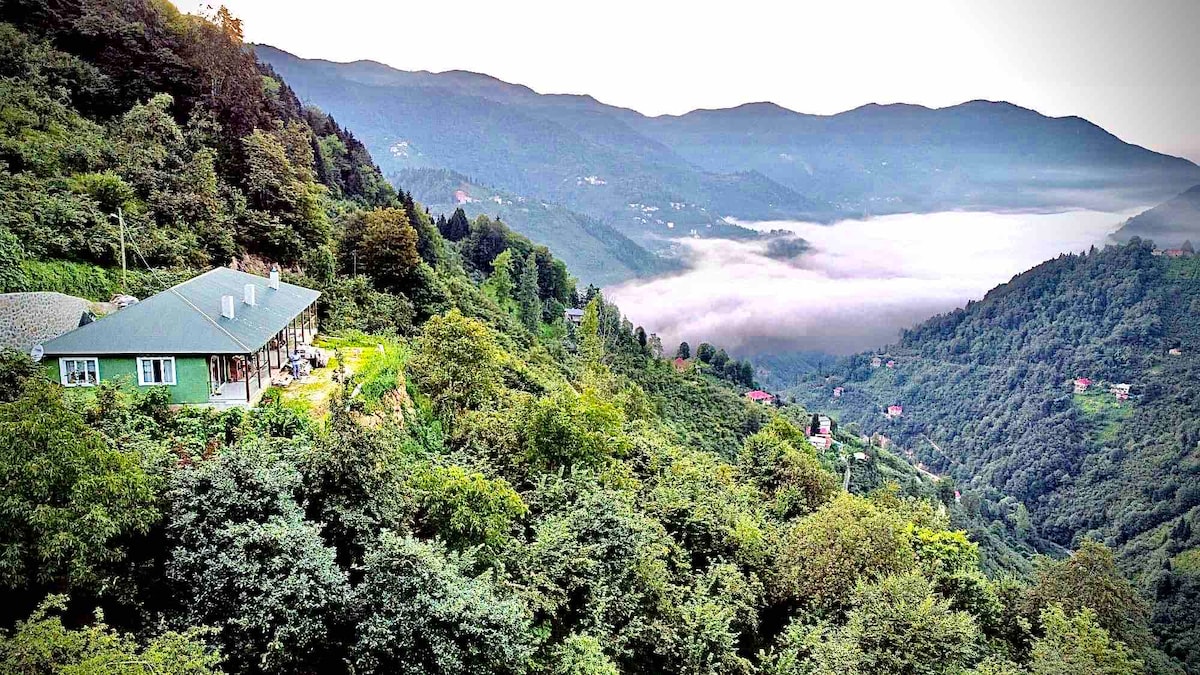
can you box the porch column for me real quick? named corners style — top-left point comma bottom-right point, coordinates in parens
top-left (244, 354), bottom-right (252, 401)
top-left (255, 350), bottom-right (263, 391)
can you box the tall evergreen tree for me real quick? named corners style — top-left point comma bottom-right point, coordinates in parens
top-left (579, 297), bottom-right (604, 368)
top-left (484, 248), bottom-right (515, 307)
top-left (441, 208), bottom-right (470, 241)
top-left (676, 342), bottom-right (690, 360)
top-left (517, 251), bottom-right (541, 332)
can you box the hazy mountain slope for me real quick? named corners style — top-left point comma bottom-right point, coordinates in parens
top-left (254, 45), bottom-right (827, 249)
top-left (254, 46), bottom-right (1200, 224)
top-left (396, 168), bottom-right (677, 286)
top-left (1112, 185), bottom-right (1200, 247)
top-left (634, 100), bottom-right (1200, 213)
top-left (787, 242), bottom-right (1200, 666)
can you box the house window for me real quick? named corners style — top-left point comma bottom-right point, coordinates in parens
top-left (137, 357), bottom-right (176, 386)
top-left (60, 357), bottom-right (99, 387)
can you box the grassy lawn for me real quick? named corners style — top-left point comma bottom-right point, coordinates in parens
top-left (1172, 547), bottom-right (1200, 576)
top-left (1073, 388), bottom-right (1132, 443)
top-left (1165, 256), bottom-right (1200, 281)
top-left (278, 332), bottom-right (404, 417)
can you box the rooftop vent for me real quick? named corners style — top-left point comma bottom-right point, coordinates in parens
top-left (268, 266), bottom-right (280, 290)
top-left (221, 294), bottom-right (235, 320)
top-left (243, 283), bottom-right (256, 306)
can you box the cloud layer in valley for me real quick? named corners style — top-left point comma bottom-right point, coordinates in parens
top-left (607, 210), bottom-right (1136, 355)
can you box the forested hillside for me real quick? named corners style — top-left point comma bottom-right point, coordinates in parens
top-left (1112, 185), bottom-right (1200, 248)
top-left (790, 241), bottom-right (1200, 669)
top-left (396, 167), bottom-right (677, 285)
top-left (0, 2), bottom-right (1190, 674)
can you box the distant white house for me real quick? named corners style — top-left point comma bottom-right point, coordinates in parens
top-left (563, 308), bottom-right (585, 325)
top-left (1110, 383), bottom-right (1131, 400)
top-left (818, 415), bottom-right (832, 434)
top-left (871, 356), bottom-right (883, 368)
top-left (809, 435), bottom-right (830, 450)
top-left (886, 405), bottom-right (903, 419)
top-left (833, 386), bottom-right (844, 398)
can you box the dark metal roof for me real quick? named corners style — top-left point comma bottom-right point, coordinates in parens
top-left (42, 268), bottom-right (319, 356)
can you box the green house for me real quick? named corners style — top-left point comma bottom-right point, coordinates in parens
top-left (41, 267), bottom-right (320, 407)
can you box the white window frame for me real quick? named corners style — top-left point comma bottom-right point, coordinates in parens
top-left (137, 356), bottom-right (177, 386)
top-left (60, 357), bottom-right (99, 387)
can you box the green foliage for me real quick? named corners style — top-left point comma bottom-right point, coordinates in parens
top-left (1030, 606), bottom-right (1142, 675)
top-left (354, 207), bottom-right (420, 292)
top-left (165, 443), bottom-right (349, 674)
top-left (738, 429), bottom-right (837, 519)
top-left (0, 379), bottom-right (159, 591)
top-left (770, 572), bottom-right (982, 675)
top-left (518, 250), bottom-right (542, 332)
top-left (0, 225), bottom-right (24, 289)
top-left (525, 386), bottom-right (630, 471)
top-left (1025, 541), bottom-right (1151, 652)
top-left (408, 309), bottom-right (502, 421)
top-left (0, 596), bottom-right (221, 675)
top-left (774, 494), bottom-right (916, 613)
top-left (351, 534), bottom-right (533, 674)
top-left (413, 463), bottom-right (527, 550)
top-left (3, 6), bottom-right (1188, 674)
top-left (484, 247), bottom-right (516, 306)
top-left (550, 634), bottom-right (620, 675)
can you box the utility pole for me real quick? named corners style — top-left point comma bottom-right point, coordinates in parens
top-left (113, 208), bottom-right (127, 292)
top-left (352, 250), bottom-right (357, 277)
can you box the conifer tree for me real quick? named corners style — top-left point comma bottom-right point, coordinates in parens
top-left (517, 251), bottom-right (541, 332)
top-left (579, 297), bottom-right (604, 367)
top-left (484, 249), bottom-right (515, 306)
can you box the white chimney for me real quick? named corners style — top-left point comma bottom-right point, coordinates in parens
top-left (243, 283), bottom-right (256, 306)
top-left (220, 295), bottom-right (235, 320)
top-left (268, 266), bottom-right (280, 290)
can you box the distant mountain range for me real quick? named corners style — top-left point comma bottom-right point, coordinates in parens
top-left (1112, 184), bottom-right (1200, 248)
top-left (256, 45), bottom-right (1200, 278)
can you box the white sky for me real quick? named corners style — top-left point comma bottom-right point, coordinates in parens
top-left (175, 0), bottom-right (1200, 162)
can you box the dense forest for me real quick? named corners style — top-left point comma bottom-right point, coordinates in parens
top-left (790, 241), bottom-right (1200, 670)
top-left (0, 2), bottom-right (1191, 674)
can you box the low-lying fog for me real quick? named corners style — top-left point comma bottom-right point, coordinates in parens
top-left (607, 209), bottom-right (1139, 356)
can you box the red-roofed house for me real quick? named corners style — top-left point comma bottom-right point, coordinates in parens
top-left (886, 405), bottom-right (903, 418)
top-left (833, 386), bottom-right (844, 398)
top-left (672, 357), bottom-right (688, 372)
top-left (1073, 377), bottom-right (1092, 393)
top-left (745, 390), bottom-right (775, 404)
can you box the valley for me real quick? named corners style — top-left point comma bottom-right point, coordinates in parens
top-left (2, 1), bottom-right (1200, 673)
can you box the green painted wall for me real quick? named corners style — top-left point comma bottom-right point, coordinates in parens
top-left (46, 355), bottom-right (212, 404)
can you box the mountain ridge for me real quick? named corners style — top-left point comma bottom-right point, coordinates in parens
top-left (254, 44), bottom-right (1200, 242)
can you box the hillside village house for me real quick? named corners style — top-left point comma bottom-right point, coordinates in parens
top-left (40, 267), bottom-right (319, 408)
top-left (887, 405), bottom-right (903, 418)
top-left (871, 356), bottom-right (883, 368)
top-left (833, 386), bottom-right (844, 398)
top-left (1110, 383), bottom-right (1131, 400)
top-left (1073, 377), bottom-right (1092, 393)
top-left (745, 390), bottom-right (775, 404)
top-left (818, 415), bottom-right (833, 435)
top-left (563, 308), bottom-right (585, 325)
top-left (809, 435), bottom-right (830, 450)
